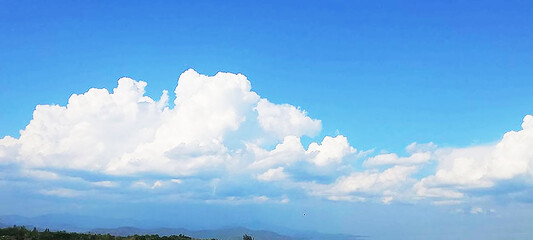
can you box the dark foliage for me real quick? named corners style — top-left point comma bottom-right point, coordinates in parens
top-left (0, 226), bottom-right (214, 240)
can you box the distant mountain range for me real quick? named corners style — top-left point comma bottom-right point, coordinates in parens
top-left (89, 226), bottom-right (365, 240)
top-left (0, 214), bottom-right (366, 240)
top-left (90, 226), bottom-right (292, 240)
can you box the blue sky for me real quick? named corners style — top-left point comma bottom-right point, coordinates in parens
top-left (1, 1), bottom-right (533, 239)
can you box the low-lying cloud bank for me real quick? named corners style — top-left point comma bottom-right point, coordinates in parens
top-left (1, 69), bottom-right (532, 205)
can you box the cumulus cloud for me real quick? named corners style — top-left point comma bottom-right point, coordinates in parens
top-left (249, 136), bottom-right (306, 170)
top-left (414, 115), bottom-right (533, 202)
top-left (0, 69), bottom-right (362, 203)
top-left (1, 69), bottom-right (533, 206)
top-left (2, 78), bottom-right (165, 171)
top-left (255, 99), bottom-right (321, 139)
top-left (0, 70), bottom-right (326, 177)
top-left (248, 134), bottom-right (357, 175)
top-left (306, 135), bottom-right (356, 166)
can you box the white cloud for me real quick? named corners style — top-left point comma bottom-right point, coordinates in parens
top-left (0, 70), bottom-right (260, 176)
top-left (414, 182), bottom-right (464, 199)
top-left (20, 169), bottom-right (59, 180)
top-left (364, 152), bottom-right (431, 167)
top-left (412, 115), bottom-right (533, 202)
top-left (106, 70), bottom-right (261, 176)
top-left (364, 142), bottom-right (433, 167)
top-left (306, 135), bottom-right (356, 166)
top-left (307, 165), bottom-right (418, 201)
top-left (434, 146), bottom-right (494, 187)
top-left (257, 167), bottom-right (288, 181)
top-left (255, 99), bottom-right (321, 139)
top-left (0, 136), bottom-right (20, 163)
top-left (171, 179), bottom-right (182, 184)
top-left (10, 78), bottom-right (165, 171)
top-left (249, 134), bottom-right (356, 175)
top-left (0, 69), bottom-right (366, 203)
top-left (2, 69), bottom-right (533, 205)
top-left (249, 136), bottom-right (306, 169)
top-left (487, 115), bottom-right (533, 179)
top-left (253, 195), bottom-right (269, 203)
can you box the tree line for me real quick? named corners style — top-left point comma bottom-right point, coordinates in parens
top-left (0, 226), bottom-right (254, 240)
top-left (0, 225), bottom-right (215, 240)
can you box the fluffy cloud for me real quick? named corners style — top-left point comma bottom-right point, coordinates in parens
top-left (0, 70), bottom-right (329, 177)
top-left (255, 99), bottom-right (321, 139)
top-left (0, 69), bottom-right (361, 203)
top-left (2, 69), bottom-right (533, 206)
top-left (3, 78), bottom-right (165, 171)
top-left (307, 135), bottom-right (356, 166)
top-left (248, 135), bottom-right (356, 172)
top-left (248, 136), bottom-right (306, 170)
top-left (307, 165), bottom-right (418, 202)
top-left (415, 115), bottom-right (533, 202)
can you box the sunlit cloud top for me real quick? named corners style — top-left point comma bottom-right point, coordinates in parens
top-left (1, 69), bottom-right (533, 206)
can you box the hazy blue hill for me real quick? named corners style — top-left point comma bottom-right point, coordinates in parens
top-left (90, 226), bottom-right (365, 240)
top-left (0, 214), bottom-right (366, 240)
top-left (90, 226), bottom-right (294, 240)
top-left (183, 227), bottom-right (295, 240)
